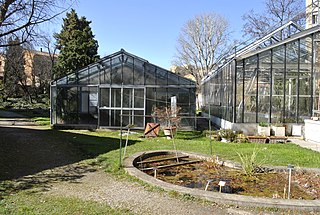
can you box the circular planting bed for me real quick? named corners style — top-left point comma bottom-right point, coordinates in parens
top-left (124, 150), bottom-right (320, 211)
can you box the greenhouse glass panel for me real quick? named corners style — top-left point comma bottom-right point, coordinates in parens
top-left (51, 86), bottom-right (57, 125)
top-left (271, 45), bottom-right (285, 123)
top-left (123, 55), bottom-right (134, 85)
top-left (100, 88), bottom-right (110, 107)
top-left (145, 64), bottom-right (156, 85)
top-left (299, 36), bottom-right (312, 122)
top-left (111, 110), bottom-right (121, 126)
top-left (111, 88), bottom-right (121, 107)
top-left (56, 77), bottom-right (67, 85)
top-left (223, 63), bottom-right (234, 122)
top-left (99, 110), bottom-right (109, 126)
top-left (134, 88), bottom-right (144, 108)
top-left (168, 72), bottom-right (179, 85)
top-left (285, 41), bottom-right (299, 122)
top-left (314, 38), bottom-right (320, 112)
top-left (88, 66), bottom-right (99, 85)
top-left (78, 69), bottom-right (88, 85)
top-left (236, 60), bottom-right (244, 122)
top-left (78, 86), bottom-right (98, 124)
top-left (156, 68), bottom-right (168, 85)
top-left (134, 110), bottom-right (144, 127)
top-left (100, 59), bottom-right (111, 84)
top-left (56, 87), bottom-right (79, 124)
top-left (111, 67), bottom-right (122, 85)
top-left (258, 50), bottom-right (271, 122)
top-left (156, 88), bottom-right (167, 107)
top-left (133, 58), bottom-right (144, 85)
top-left (243, 55), bottom-right (258, 122)
top-left (67, 73), bottom-right (77, 85)
top-left (122, 110), bottom-right (130, 127)
top-left (123, 88), bottom-right (132, 108)
top-left (145, 88), bottom-right (156, 123)
top-left (179, 76), bottom-right (193, 85)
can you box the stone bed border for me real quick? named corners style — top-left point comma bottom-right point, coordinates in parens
top-left (124, 150), bottom-right (320, 212)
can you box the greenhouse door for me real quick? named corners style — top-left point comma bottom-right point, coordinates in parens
top-left (99, 87), bottom-right (145, 128)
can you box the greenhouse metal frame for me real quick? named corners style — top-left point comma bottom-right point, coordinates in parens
top-left (50, 49), bottom-right (196, 129)
top-left (202, 23), bottom-right (320, 130)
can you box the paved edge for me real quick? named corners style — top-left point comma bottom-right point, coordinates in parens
top-left (124, 150), bottom-right (320, 212)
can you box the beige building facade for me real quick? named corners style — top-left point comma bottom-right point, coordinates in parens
top-left (0, 49), bottom-right (55, 89)
top-left (306, 0), bottom-right (320, 28)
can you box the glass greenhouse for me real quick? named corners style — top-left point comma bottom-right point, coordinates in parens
top-left (202, 23), bottom-right (320, 131)
top-left (51, 49), bottom-right (196, 129)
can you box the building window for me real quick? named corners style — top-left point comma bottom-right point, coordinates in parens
top-left (312, 14), bottom-right (318, 25)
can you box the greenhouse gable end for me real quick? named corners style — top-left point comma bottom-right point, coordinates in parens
top-left (50, 49), bottom-right (196, 129)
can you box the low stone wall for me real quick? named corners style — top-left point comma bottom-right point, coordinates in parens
top-left (124, 150), bottom-right (320, 212)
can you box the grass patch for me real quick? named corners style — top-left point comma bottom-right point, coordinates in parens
top-left (32, 117), bottom-right (50, 126)
top-left (0, 191), bottom-right (131, 215)
top-left (62, 129), bottom-right (320, 172)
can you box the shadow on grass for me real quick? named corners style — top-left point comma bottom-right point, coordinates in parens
top-left (0, 126), bottom-right (140, 194)
top-left (0, 108), bottom-right (49, 118)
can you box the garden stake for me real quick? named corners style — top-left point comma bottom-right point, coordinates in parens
top-left (287, 164), bottom-right (294, 199)
top-left (205, 180), bottom-right (213, 191)
top-left (153, 167), bottom-right (158, 178)
top-left (122, 124), bottom-right (135, 162)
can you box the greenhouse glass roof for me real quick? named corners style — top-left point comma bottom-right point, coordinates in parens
top-left (52, 49), bottom-right (195, 87)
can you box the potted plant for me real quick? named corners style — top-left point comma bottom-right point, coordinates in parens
top-left (152, 106), bottom-right (181, 139)
top-left (257, 122), bottom-right (270, 136)
top-left (271, 122), bottom-right (286, 136)
top-left (219, 129), bottom-right (236, 143)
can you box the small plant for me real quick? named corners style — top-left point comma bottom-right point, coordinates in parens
top-left (258, 122), bottom-right (269, 127)
top-left (235, 133), bottom-right (249, 143)
top-left (219, 129), bottom-right (236, 142)
top-left (152, 106), bottom-right (181, 128)
top-left (272, 122), bottom-right (284, 127)
top-left (257, 122), bottom-right (271, 136)
top-left (236, 147), bottom-right (265, 177)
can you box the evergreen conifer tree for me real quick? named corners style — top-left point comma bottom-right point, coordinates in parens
top-left (54, 9), bottom-right (99, 79)
top-left (3, 38), bottom-right (26, 98)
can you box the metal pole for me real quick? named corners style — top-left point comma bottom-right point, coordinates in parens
top-left (287, 164), bottom-right (294, 199)
top-left (119, 84), bottom-right (124, 167)
top-left (119, 120), bottom-right (123, 167)
top-left (209, 102), bottom-right (212, 155)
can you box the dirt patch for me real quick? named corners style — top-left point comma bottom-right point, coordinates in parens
top-left (141, 156), bottom-right (320, 200)
top-left (0, 126), bottom-right (87, 180)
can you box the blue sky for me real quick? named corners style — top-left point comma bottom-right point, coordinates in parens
top-left (54, 0), bottom-right (265, 69)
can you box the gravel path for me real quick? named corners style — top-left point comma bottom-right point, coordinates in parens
top-left (47, 169), bottom-right (256, 215)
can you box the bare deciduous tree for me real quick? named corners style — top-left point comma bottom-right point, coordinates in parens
top-left (36, 34), bottom-right (58, 80)
top-left (0, 0), bottom-right (75, 47)
top-left (243, 0), bottom-right (305, 39)
top-left (173, 13), bottom-right (230, 107)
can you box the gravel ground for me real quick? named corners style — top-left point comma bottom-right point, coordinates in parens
top-left (47, 169), bottom-right (258, 215)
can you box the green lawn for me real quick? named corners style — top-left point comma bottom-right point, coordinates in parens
top-left (0, 191), bottom-right (131, 215)
top-left (65, 129), bottom-right (320, 173)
